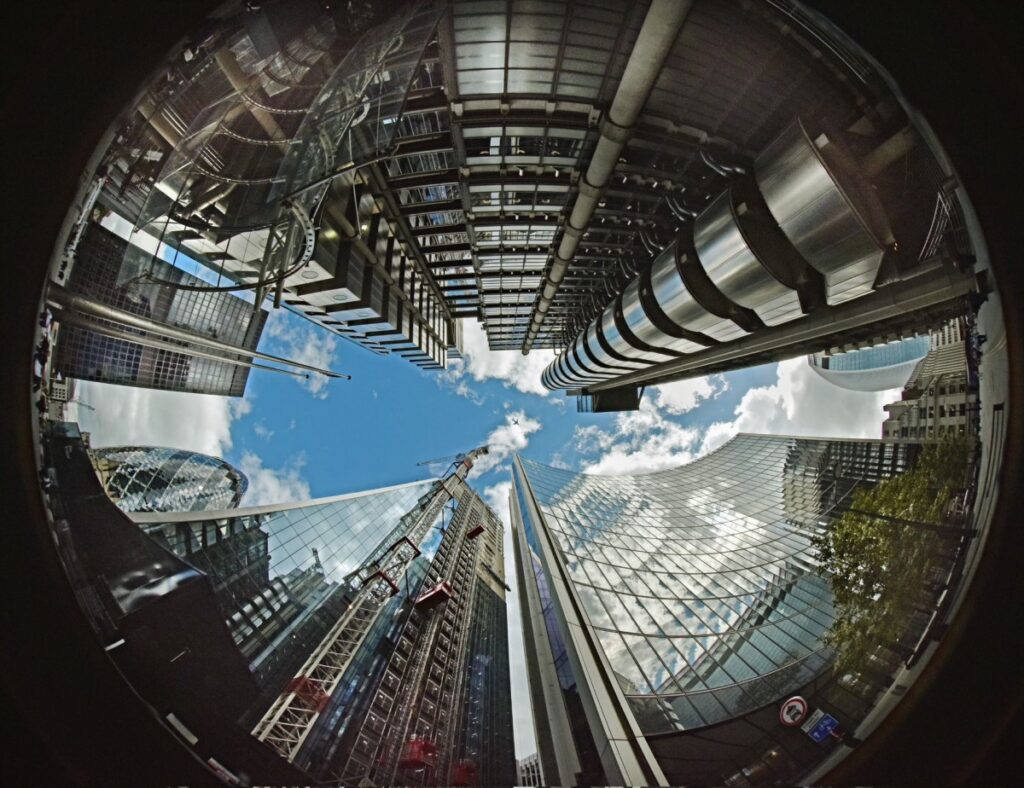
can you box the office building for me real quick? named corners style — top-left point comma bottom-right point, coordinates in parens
top-left (807, 335), bottom-right (931, 392)
top-left (52, 223), bottom-right (268, 395)
top-left (510, 434), bottom-right (921, 786)
top-left (43, 376), bottom-right (76, 421)
top-left (881, 335), bottom-right (978, 441)
top-left (60, 0), bottom-right (985, 399)
top-left (517, 752), bottom-right (544, 787)
top-left (130, 452), bottom-right (515, 786)
top-left (807, 317), bottom-right (966, 393)
top-left (88, 446), bottom-right (248, 513)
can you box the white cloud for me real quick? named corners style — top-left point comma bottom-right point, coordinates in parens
top-left (265, 312), bottom-right (338, 399)
top-left (253, 421), bottom-right (274, 441)
top-left (453, 378), bottom-right (485, 405)
top-left (699, 357), bottom-right (898, 455)
top-left (483, 481), bottom-right (512, 536)
top-left (548, 451), bottom-right (570, 470)
top-left (71, 381), bottom-right (248, 458)
top-left (238, 451), bottom-right (311, 506)
top-left (652, 374), bottom-right (727, 415)
top-left (451, 320), bottom-right (558, 397)
top-left (575, 398), bottom-right (701, 475)
top-left (483, 480), bottom-right (538, 758)
top-left (470, 410), bottom-right (542, 478)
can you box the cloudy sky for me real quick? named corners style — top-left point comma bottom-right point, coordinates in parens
top-left (67, 300), bottom-right (900, 758)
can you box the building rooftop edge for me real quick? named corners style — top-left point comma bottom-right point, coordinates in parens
top-left (129, 477), bottom-right (437, 523)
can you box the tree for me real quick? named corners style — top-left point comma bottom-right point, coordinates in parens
top-left (813, 436), bottom-right (970, 678)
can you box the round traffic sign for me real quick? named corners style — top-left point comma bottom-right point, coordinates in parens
top-left (779, 695), bottom-right (809, 727)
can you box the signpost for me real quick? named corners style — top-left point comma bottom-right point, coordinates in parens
top-left (779, 696), bottom-right (809, 727)
top-left (801, 709), bottom-right (842, 743)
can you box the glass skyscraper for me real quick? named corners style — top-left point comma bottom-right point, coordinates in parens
top-left (511, 434), bottom-right (920, 786)
top-left (129, 471), bottom-right (515, 786)
top-left (89, 446), bottom-right (248, 513)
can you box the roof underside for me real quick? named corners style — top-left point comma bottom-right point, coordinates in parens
top-left (415, 0), bottom-right (884, 350)
top-left (100, 0), bottom-right (894, 356)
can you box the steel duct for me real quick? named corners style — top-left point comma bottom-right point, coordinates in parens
top-left (521, 0), bottom-right (694, 354)
top-left (543, 119), bottom-right (892, 391)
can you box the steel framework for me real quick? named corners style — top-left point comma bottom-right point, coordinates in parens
top-left (251, 447), bottom-right (487, 762)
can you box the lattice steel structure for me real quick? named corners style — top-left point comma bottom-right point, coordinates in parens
top-left (70, 0), bottom-right (985, 395)
top-left (89, 445), bottom-right (248, 513)
top-left (52, 223), bottom-right (268, 395)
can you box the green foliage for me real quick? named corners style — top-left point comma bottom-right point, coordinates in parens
top-left (814, 436), bottom-right (970, 677)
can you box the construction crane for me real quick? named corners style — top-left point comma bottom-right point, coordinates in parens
top-left (415, 450), bottom-right (478, 476)
top-left (416, 451), bottom-right (466, 467)
top-left (252, 447), bottom-right (488, 763)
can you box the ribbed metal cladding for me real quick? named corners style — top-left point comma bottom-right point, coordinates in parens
top-left (691, 188), bottom-right (804, 327)
top-left (754, 119), bottom-right (889, 306)
top-left (645, 242), bottom-right (744, 343)
top-left (583, 321), bottom-right (648, 372)
top-left (542, 118), bottom-right (893, 391)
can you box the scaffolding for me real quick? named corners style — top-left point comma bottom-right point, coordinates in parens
top-left (251, 447), bottom-right (486, 763)
top-left (336, 487), bottom-right (491, 786)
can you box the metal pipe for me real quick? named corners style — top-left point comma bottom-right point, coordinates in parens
top-left (521, 0), bottom-right (694, 354)
top-left (53, 308), bottom-right (312, 380)
top-left (862, 125), bottom-right (917, 178)
top-left (137, 95), bottom-right (182, 148)
top-left (191, 182), bottom-right (237, 214)
top-left (46, 283), bottom-right (349, 379)
top-left (213, 49), bottom-right (289, 144)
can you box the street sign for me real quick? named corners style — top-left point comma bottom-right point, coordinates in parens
top-left (779, 696), bottom-right (809, 727)
top-left (801, 709), bottom-right (841, 743)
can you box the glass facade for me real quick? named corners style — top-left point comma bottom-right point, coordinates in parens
top-left (513, 460), bottom-right (606, 785)
top-left (128, 473), bottom-right (514, 785)
top-left (90, 445), bottom-right (248, 513)
top-left (134, 480), bottom-right (437, 681)
top-left (53, 224), bottom-right (267, 396)
top-left (513, 434), bottom-right (920, 785)
top-left (808, 335), bottom-right (932, 392)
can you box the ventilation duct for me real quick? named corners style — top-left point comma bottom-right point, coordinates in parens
top-left (543, 119), bottom-right (893, 391)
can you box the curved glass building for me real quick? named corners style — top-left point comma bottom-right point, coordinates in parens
top-left (511, 434), bottom-right (920, 786)
top-left (807, 335), bottom-right (931, 392)
top-left (89, 446), bottom-right (248, 513)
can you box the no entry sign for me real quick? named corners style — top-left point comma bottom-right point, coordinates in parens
top-left (779, 696), bottom-right (809, 727)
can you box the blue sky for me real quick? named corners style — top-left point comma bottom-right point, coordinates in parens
top-left (68, 243), bottom-right (903, 757)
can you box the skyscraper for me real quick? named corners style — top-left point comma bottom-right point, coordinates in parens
top-left (510, 435), bottom-right (921, 786)
top-left (131, 452), bottom-right (515, 786)
top-left (881, 333), bottom-right (978, 441)
top-left (517, 752), bottom-right (544, 787)
top-left (52, 223), bottom-right (268, 396)
top-left (89, 446), bottom-right (248, 513)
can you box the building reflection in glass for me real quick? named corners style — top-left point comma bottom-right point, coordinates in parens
top-left (512, 434), bottom-right (928, 786)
